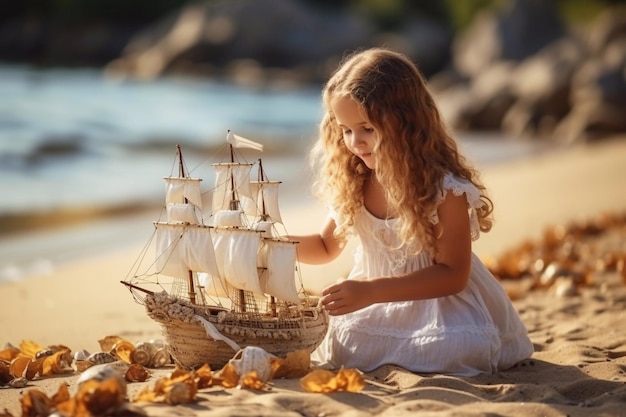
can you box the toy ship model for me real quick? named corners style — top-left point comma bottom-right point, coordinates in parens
top-left (121, 131), bottom-right (328, 369)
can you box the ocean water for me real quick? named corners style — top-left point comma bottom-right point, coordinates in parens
top-left (0, 64), bottom-right (549, 282)
top-left (0, 64), bottom-right (551, 216)
top-left (0, 64), bottom-right (326, 215)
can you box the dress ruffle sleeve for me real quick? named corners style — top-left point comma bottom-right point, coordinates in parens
top-left (430, 173), bottom-right (485, 241)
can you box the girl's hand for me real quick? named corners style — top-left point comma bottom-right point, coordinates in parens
top-left (321, 279), bottom-right (375, 315)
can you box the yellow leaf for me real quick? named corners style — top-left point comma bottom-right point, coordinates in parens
top-left (300, 368), bottom-right (364, 393)
top-left (213, 363), bottom-right (239, 388)
top-left (239, 371), bottom-right (267, 390)
top-left (19, 340), bottom-right (44, 359)
top-left (41, 350), bottom-right (71, 376)
top-left (273, 349), bottom-right (310, 379)
top-left (194, 363), bottom-right (213, 389)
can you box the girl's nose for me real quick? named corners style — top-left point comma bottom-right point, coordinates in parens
top-left (349, 132), bottom-right (366, 148)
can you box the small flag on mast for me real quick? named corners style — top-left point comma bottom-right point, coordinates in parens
top-left (227, 130), bottom-right (264, 151)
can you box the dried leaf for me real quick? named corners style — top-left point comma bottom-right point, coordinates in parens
top-left (194, 363), bottom-right (213, 389)
top-left (98, 335), bottom-right (129, 352)
top-left (213, 363), bottom-right (239, 388)
top-left (134, 386), bottom-right (159, 403)
top-left (73, 377), bottom-right (126, 416)
top-left (133, 369), bottom-right (197, 404)
top-left (42, 349), bottom-right (73, 376)
top-left (0, 346), bottom-right (20, 362)
top-left (0, 362), bottom-right (12, 385)
top-left (239, 371), bottom-right (267, 390)
top-left (335, 368), bottom-right (365, 392)
top-left (20, 389), bottom-right (54, 417)
top-left (300, 368), bottom-right (365, 393)
top-left (273, 349), bottom-right (310, 378)
top-left (51, 383), bottom-right (71, 405)
top-left (19, 340), bottom-right (44, 359)
top-left (300, 369), bottom-right (336, 393)
top-left (9, 357), bottom-right (30, 379)
top-left (25, 358), bottom-right (45, 380)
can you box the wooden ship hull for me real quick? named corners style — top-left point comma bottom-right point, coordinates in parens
top-left (144, 292), bottom-right (328, 369)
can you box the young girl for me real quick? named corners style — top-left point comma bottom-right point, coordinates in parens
top-left (292, 47), bottom-right (533, 376)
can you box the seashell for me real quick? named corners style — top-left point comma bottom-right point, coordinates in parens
top-left (553, 277), bottom-right (577, 298)
top-left (150, 347), bottom-right (171, 368)
top-left (73, 349), bottom-right (91, 362)
top-left (87, 351), bottom-right (117, 365)
top-left (131, 342), bottom-right (155, 366)
top-left (111, 339), bottom-right (135, 364)
top-left (149, 339), bottom-right (166, 349)
top-left (124, 364), bottom-right (150, 382)
top-left (77, 362), bottom-right (129, 389)
top-left (228, 346), bottom-right (275, 383)
top-left (34, 348), bottom-right (54, 359)
top-left (8, 377), bottom-right (28, 388)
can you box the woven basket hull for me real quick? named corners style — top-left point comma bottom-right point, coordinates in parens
top-left (145, 294), bottom-right (329, 369)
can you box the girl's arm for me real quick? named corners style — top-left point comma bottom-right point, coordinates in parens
top-left (288, 215), bottom-right (345, 265)
top-left (322, 191), bottom-right (472, 315)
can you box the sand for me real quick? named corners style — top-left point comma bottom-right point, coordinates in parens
top-left (1, 137), bottom-right (626, 416)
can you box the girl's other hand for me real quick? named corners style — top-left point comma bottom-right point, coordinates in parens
top-left (321, 279), bottom-right (374, 315)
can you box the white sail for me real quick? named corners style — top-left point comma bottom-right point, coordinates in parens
top-left (227, 130), bottom-right (264, 151)
top-left (165, 177), bottom-right (203, 208)
top-left (212, 163), bottom-right (253, 212)
top-left (166, 203), bottom-right (200, 224)
top-left (214, 209), bottom-right (244, 227)
top-left (198, 272), bottom-right (233, 298)
top-left (213, 228), bottom-right (264, 295)
top-left (241, 181), bottom-right (283, 224)
top-left (258, 239), bottom-right (300, 304)
top-left (155, 223), bottom-right (219, 280)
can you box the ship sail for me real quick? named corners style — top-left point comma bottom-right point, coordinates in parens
top-left (242, 180), bottom-right (283, 224)
top-left (212, 228), bottom-right (265, 295)
top-left (212, 163), bottom-right (253, 227)
top-left (164, 177), bottom-right (203, 224)
top-left (259, 239), bottom-right (299, 304)
top-left (155, 223), bottom-right (220, 281)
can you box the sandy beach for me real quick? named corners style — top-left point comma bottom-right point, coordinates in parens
top-left (1, 137), bottom-right (626, 416)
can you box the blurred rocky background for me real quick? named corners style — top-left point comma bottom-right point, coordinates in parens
top-left (2, 0), bottom-right (625, 143)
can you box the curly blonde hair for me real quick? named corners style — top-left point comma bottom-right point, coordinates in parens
top-left (310, 47), bottom-right (493, 255)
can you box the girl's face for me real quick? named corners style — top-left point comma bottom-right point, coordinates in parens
top-left (331, 95), bottom-right (378, 170)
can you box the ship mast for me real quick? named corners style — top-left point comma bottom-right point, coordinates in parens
top-left (257, 158), bottom-right (277, 316)
top-left (258, 158), bottom-right (269, 221)
top-left (177, 144), bottom-right (198, 305)
top-left (226, 142), bottom-right (247, 312)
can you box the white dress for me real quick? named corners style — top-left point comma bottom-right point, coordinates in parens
top-left (312, 174), bottom-right (534, 376)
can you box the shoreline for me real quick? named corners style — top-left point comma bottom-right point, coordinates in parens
top-left (1, 137), bottom-right (626, 416)
top-left (0, 133), bottom-right (564, 286)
